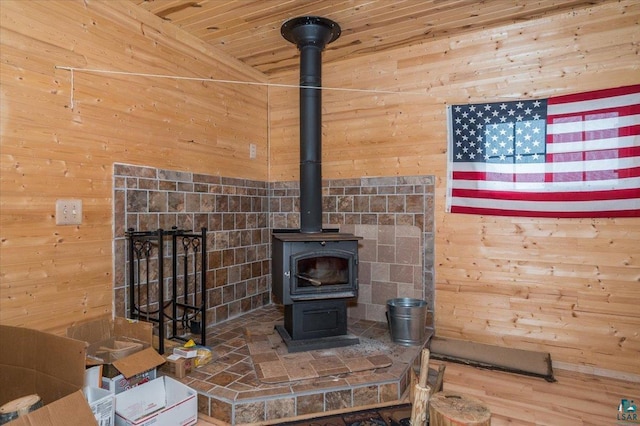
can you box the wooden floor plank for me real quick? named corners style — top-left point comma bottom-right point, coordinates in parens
top-left (436, 361), bottom-right (639, 426)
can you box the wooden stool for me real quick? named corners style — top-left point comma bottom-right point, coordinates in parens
top-left (429, 391), bottom-right (491, 426)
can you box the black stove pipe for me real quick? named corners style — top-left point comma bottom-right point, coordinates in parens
top-left (281, 16), bottom-right (341, 233)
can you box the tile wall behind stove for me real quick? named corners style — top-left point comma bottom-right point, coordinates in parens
top-left (113, 164), bottom-right (272, 326)
top-left (270, 176), bottom-right (435, 318)
top-left (113, 167), bottom-right (435, 331)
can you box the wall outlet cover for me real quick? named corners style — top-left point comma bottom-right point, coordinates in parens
top-left (55, 199), bottom-right (82, 225)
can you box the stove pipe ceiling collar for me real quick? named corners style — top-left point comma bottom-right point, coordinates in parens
top-left (281, 16), bottom-right (341, 233)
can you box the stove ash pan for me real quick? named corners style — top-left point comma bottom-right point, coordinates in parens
top-left (272, 231), bottom-right (361, 305)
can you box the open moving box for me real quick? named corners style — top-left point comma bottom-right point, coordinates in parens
top-left (0, 325), bottom-right (97, 425)
top-left (67, 317), bottom-right (165, 394)
top-left (114, 376), bottom-right (197, 426)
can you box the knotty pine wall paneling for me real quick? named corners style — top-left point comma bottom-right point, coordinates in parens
top-left (0, 0), bottom-right (268, 334)
top-left (269, 1), bottom-right (640, 375)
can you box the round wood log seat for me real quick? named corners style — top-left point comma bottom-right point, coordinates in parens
top-left (429, 390), bottom-right (491, 426)
top-left (0, 394), bottom-right (42, 424)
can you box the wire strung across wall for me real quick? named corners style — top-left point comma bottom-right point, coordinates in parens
top-left (54, 65), bottom-right (434, 110)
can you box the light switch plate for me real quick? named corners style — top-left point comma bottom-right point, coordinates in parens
top-left (56, 199), bottom-right (82, 225)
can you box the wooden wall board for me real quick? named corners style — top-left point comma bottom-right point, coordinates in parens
top-left (0, 0), bottom-right (268, 335)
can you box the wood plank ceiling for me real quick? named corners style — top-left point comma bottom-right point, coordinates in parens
top-left (129, 0), bottom-right (611, 76)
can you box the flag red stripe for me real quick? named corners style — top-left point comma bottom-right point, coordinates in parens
top-left (451, 187), bottom-right (638, 202)
top-left (547, 125), bottom-right (640, 145)
top-left (547, 103), bottom-right (640, 119)
top-left (547, 147), bottom-right (640, 162)
top-left (453, 166), bottom-right (640, 182)
top-left (450, 205), bottom-right (640, 218)
top-left (548, 84), bottom-right (640, 105)
top-left (620, 146), bottom-right (640, 159)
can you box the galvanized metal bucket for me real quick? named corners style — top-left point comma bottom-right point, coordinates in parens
top-left (386, 298), bottom-right (427, 346)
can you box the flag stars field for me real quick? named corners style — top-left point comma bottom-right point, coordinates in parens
top-left (446, 84), bottom-right (640, 218)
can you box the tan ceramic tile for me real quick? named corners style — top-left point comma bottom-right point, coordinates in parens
top-left (371, 355), bottom-right (393, 367)
top-left (280, 351), bottom-right (314, 362)
top-left (209, 398), bottom-right (233, 423)
top-left (235, 401), bottom-right (265, 424)
top-left (255, 360), bottom-right (287, 380)
top-left (325, 389), bottom-right (352, 411)
top-left (310, 364), bottom-right (350, 377)
top-left (291, 377), bottom-right (350, 393)
top-left (187, 379), bottom-right (216, 393)
top-left (247, 340), bottom-right (274, 354)
top-left (227, 381), bottom-right (255, 392)
top-left (205, 385), bottom-right (238, 401)
top-left (353, 384), bottom-right (379, 406)
top-left (218, 351), bottom-right (247, 365)
top-left (226, 361), bottom-right (253, 376)
top-left (197, 362), bottom-right (229, 375)
top-left (251, 351), bottom-right (280, 364)
top-left (236, 386), bottom-right (292, 400)
top-left (265, 397), bottom-right (296, 421)
top-left (343, 357), bottom-right (375, 372)
top-left (380, 382), bottom-right (399, 402)
top-left (207, 371), bottom-right (240, 387)
top-left (308, 355), bottom-right (343, 370)
top-left (284, 361), bottom-right (319, 381)
top-left (296, 393), bottom-right (324, 416)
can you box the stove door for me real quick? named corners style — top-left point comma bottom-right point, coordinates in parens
top-left (289, 248), bottom-right (357, 301)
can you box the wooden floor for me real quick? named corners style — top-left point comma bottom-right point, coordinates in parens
top-left (435, 361), bottom-right (639, 426)
top-left (197, 361), bottom-right (640, 425)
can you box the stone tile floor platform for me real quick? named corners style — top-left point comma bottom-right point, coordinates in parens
top-left (173, 304), bottom-right (429, 425)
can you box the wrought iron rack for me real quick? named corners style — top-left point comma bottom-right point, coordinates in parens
top-left (126, 227), bottom-right (207, 354)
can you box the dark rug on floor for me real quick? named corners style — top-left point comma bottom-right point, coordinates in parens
top-left (278, 403), bottom-right (413, 426)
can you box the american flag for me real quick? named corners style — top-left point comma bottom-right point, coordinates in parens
top-left (446, 85), bottom-right (640, 218)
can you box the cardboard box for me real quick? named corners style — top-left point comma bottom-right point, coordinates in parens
top-left (84, 386), bottom-right (114, 426)
top-left (67, 317), bottom-right (154, 365)
top-left (101, 364), bottom-right (157, 394)
top-left (160, 355), bottom-right (192, 379)
top-left (114, 376), bottom-right (197, 426)
top-left (67, 317), bottom-right (165, 394)
top-left (0, 325), bottom-right (98, 425)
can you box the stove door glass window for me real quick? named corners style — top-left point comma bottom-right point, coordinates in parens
top-left (290, 249), bottom-right (356, 300)
top-left (296, 256), bottom-right (348, 288)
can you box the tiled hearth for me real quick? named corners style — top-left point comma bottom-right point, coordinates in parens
top-left (175, 304), bottom-right (429, 425)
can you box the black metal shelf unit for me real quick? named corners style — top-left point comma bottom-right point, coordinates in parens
top-left (126, 227), bottom-right (207, 354)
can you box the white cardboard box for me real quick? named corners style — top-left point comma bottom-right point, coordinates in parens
top-left (114, 376), bottom-right (197, 426)
top-left (84, 386), bottom-right (115, 426)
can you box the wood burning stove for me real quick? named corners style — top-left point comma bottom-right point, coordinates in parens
top-left (272, 16), bottom-right (362, 352)
top-left (272, 230), bottom-right (361, 351)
